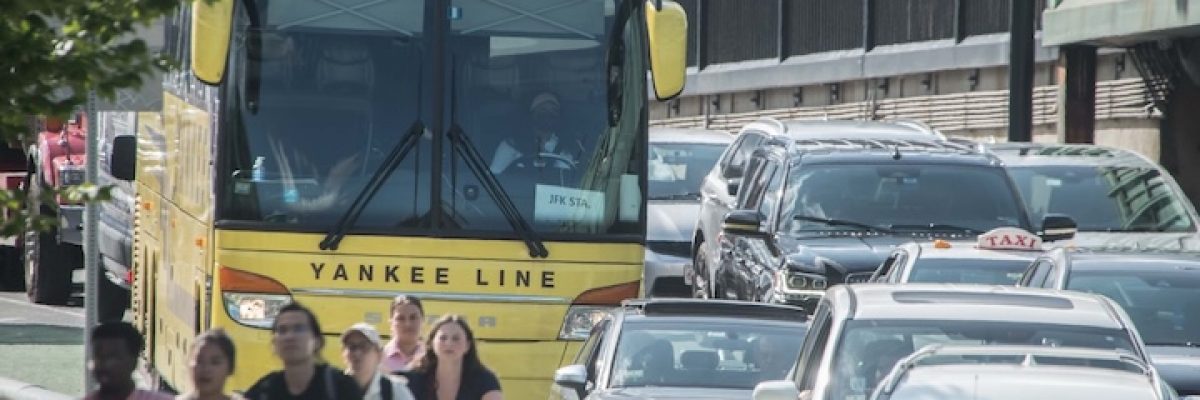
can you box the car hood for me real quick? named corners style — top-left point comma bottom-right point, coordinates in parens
top-left (1148, 346), bottom-right (1200, 395)
top-left (590, 387), bottom-right (750, 400)
top-left (1069, 232), bottom-right (1200, 251)
top-left (647, 201), bottom-right (701, 243)
top-left (780, 235), bottom-right (907, 275)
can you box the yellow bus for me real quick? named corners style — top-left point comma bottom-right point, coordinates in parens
top-left (122, 0), bottom-right (685, 397)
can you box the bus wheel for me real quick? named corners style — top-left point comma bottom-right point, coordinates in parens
top-left (25, 230), bottom-right (76, 305)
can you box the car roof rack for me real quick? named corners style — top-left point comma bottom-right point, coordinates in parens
top-left (623, 299), bottom-right (808, 323)
top-left (873, 344), bottom-right (1152, 398)
top-left (788, 137), bottom-right (978, 154)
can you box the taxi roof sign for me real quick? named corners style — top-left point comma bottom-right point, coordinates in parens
top-left (977, 227), bottom-right (1042, 251)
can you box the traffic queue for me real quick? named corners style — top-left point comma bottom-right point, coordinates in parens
top-left (596, 119), bottom-right (1200, 400)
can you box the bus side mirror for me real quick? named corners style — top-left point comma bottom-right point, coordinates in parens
top-left (645, 0), bottom-right (687, 100)
top-left (110, 136), bottom-right (137, 182)
top-left (192, 0), bottom-right (235, 84)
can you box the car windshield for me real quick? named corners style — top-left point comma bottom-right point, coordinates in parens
top-left (907, 258), bottom-right (1031, 284)
top-left (610, 319), bottom-right (805, 390)
top-left (828, 319), bottom-right (1136, 400)
top-left (1067, 266), bottom-right (1200, 346)
top-left (783, 164), bottom-right (1026, 234)
top-left (1008, 166), bottom-right (1195, 232)
top-left (648, 142), bottom-right (728, 200)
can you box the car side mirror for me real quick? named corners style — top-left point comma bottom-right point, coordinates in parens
top-left (753, 380), bottom-right (800, 400)
top-left (554, 364), bottom-right (588, 400)
top-left (724, 210), bottom-right (766, 237)
top-left (1040, 213), bottom-right (1077, 242)
top-left (727, 178), bottom-right (742, 196)
top-left (110, 135), bottom-right (137, 181)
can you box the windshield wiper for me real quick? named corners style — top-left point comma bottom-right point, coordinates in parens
top-left (648, 192), bottom-right (700, 201)
top-left (793, 215), bottom-right (894, 233)
top-left (446, 124), bottom-right (548, 258)
top-left (320, 121), bottom-right (425, 250)
top-left (889, 223), bottom-right (981, 234)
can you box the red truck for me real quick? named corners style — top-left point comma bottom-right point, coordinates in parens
top-left (17, 114), bottom-right (87, 305)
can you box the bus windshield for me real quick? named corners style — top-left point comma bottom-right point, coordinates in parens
top-left (217, 0), bottom-right (646, 239)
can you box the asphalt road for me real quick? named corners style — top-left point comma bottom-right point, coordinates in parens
top-left (0, 291), bottom-right (85, 397)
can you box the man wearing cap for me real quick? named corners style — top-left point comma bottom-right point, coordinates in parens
top-left (342, 323), bottom-right (415, 400)
top-left (489, 92), bottom-right (583, 176)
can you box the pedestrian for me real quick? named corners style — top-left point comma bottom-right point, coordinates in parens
top-left (243, 303), bottom-right (362, 399)
top-left (177, 329), bottom-right (243, 400)
top-left (341, 323), bottom-right (415, 400)
top-left (402, 315), bottom-right (502, 400)
top-left (382, 295), bottom-right (425, 373)
top-left (85, 321), bottom-right (172, 400)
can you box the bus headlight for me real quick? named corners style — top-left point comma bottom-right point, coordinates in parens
top-left (559, 281), bottom-right (639, 340)
top-left (219, 266), bottom-right (292, 329)
top-left (559, 306), bottom-right (611, 340)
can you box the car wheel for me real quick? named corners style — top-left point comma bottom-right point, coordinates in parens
top-left (0, 246), bottom-right (24, 291)
top-left (691, 248), bottom-right (710, 299)
top-left (98, 274), bottom-right (130, 322)
top-left (26, 230), bottom-right (77, 305)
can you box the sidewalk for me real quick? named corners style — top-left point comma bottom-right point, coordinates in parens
top-left (0, 375), bottom-right (74, 400)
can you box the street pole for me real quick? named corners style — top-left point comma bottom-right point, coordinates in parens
top-left (83, 90), bottom-right (100, 393)
top-left (1008, 0), bottom-right (1036, 142)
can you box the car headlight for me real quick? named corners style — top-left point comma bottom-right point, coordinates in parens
top-left (58, 165), bottom-right (85, 186)
top-left (559, 306), bottom-right (611, 340)
top-left (776, 269), bottom-right (827, 291)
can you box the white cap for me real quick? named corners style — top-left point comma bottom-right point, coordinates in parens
top-left (341, 322), bottom-right (383, 349)
top-left (530, 92), bottom-right (560, 112)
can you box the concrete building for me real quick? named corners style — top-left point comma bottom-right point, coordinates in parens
top-left (650, 1), bottom-right (1163, 172)
top-left (1042, 0), bottom-right (1200, 205)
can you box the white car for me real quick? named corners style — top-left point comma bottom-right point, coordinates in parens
top-left (869, 344), bottom-right (1177, 400)
top-left (752, 284), bottom-right (1151, 400)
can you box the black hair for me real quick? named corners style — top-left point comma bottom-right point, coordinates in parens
top-left (91, 322), bottom-right (144, 357)
top-left (273, 302), bottom-right (325, 354)
top-left (194, 328), bottom-right (237, 373)
top-left (390, 295), bottom-right (425, 317)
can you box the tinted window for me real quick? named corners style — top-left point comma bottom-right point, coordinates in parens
top-left (648, 142), bottom-right (729, 200)
top-left (829, 319), bottom-right (1136, 400)
top-left (722, 134), bottom-right (764, 179)
top-left (1009, 166), bottom-right (1195, 232)
top-left (1067, 267), bottom-right (1200, 346)
top-left (907, 258), bottom-right (1032, 284)
top-left (610, 319), bottom-right (805, 390)
top-left (784, 164), bottom-right (1025, 233)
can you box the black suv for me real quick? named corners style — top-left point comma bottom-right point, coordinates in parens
top-left (717, 137), bottom-right (1075, 310)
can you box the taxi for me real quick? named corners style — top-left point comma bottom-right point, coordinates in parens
top-left (869, 227), bottom-right (1052, 285)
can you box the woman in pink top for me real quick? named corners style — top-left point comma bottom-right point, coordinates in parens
top-left (85, 322), bottom-right (172, 400)
top-left (382, 295), bottom-right (426, 372)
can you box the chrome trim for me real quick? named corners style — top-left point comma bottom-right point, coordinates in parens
top-left (291, 288), bottom-right (571, 304)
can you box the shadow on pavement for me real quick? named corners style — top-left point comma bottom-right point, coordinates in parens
top-left (0, 324), bottom-right (83, 345)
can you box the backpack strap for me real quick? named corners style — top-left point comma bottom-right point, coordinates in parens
top-left (323, 365), bottom-right (336, 399)
top-left (380, 375), bottom-right (394, 400)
